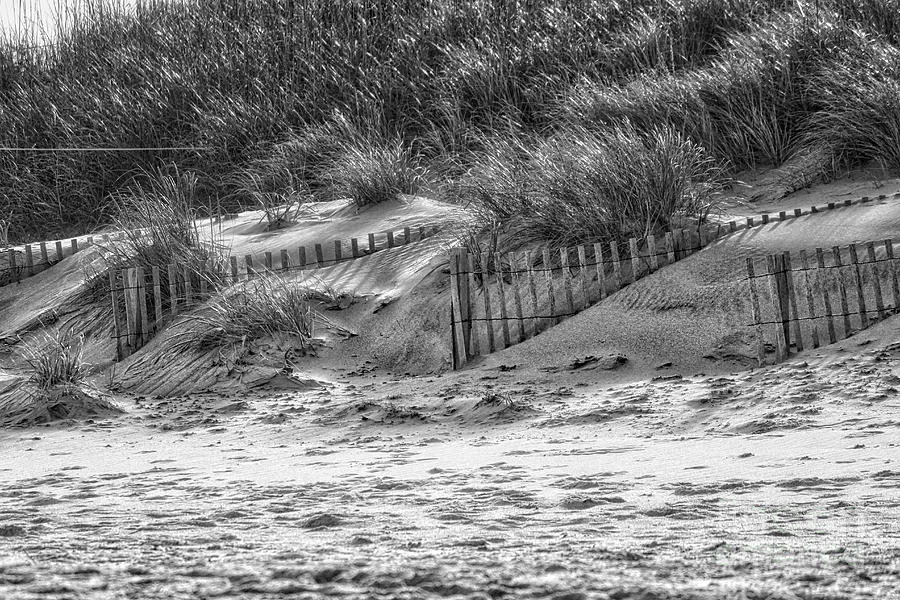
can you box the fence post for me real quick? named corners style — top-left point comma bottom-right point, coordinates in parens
top-left (815, 248), bottom-right (837, 344)
top-left (797, 250), bottom-right (819, 349)
top-left (609, 242), bottom-right (621, 291)
top-left (152, 266), bottom-right (163, 329)
top-left (39, 242), bottom-right (48, 267)
top-left (865, 242), bottom-right (886, 320)
top-left (55, 241), bottom-right (63, 263)
top-left (368, 233), bottom-right (376, 254)
top-left (543, 248), bottom-right (557, 325)
top-left (123, 268), bottom-right (138, 352)
top-left (480, 253), bottom-right (496, 352)
top-left (665, 232), bottom-right (675, 265)
top-left (314, 244), bottom-right (324, 267)
top-left (848, 244), bottom-right (869, 329)
top-left (782, 252), bottom-right (803, 352)
top-left (560, 247), bottom-right (576, 316)
top-left (168, 264), bottom-right (178, 316)
top-left (494, 254), bottom-right (511, 349)
top-left (593, 242), bottom-right (606, 300)
top-left (628, 238), bottom-right (640, 283)
top-left (334, 240), bottom-right (343, 262)
top-left (135, 267), bottom-right (150, 347)
top-left (647, 234), bottom-right (658, 272)
top-left (577, 245), bottom-right (590, 308)
top-left (767, 254), bottom-right (789, 362)
top-left (525, 250), bottom-right (540, 337)
top-left (510, 253), bottom-right (526, 343)
top-left (832, 246), bottom-right (852, 337)
top-left (8, 248), bottom-right (19, 283)
top-left (109, 269), bottom-right (125, 360)
top-left (885, 239), bottom-right (900, 311)
top-left (280, 249), bottom-right (290, 272)
top-left (24, 245), bottom-right (33, 277)
top-left (466, 253), bottom-right (481, 356)
top-left (298, 247), bottom-right (307, 271)
top-left (449, 250), bottom-right (468, 368)
top-left (745, 258), bottom-right (766, 367)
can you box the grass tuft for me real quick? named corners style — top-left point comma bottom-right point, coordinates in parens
top-left (176, 274), bottom-right (334, 351)
top-left (328, 138), bottom-right (426, 208)
top-left (21, 330), bottom-right (88, 391)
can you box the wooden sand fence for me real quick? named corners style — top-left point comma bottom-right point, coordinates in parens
top-left (1, 234), bottom-right (111, 286)
top-left (746, 239), bottom-right (900, 365)
top-left (449, 224), bottom-right (722, 369)
top-left (448, 192), bottom-right (900, 369)
top-left (109, 224), bottom-right (442, 359)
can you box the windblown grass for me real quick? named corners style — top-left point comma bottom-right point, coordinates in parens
top-left (2, 0), bottom-right (900, 246)
top-left (175, 274), bottom-right (336, 352)
top-left (456, 125), bottom-right (727, 247)
top-left (21, 330), bottom-right (88, 391)
top-left (91, 167), bottom-right (228, 315)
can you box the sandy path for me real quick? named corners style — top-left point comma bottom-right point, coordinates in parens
top-left (2, 338), bottom-right (899, 599)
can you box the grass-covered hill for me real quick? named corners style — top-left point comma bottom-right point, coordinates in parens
top-left (1, 0), bottom-right (899, 246)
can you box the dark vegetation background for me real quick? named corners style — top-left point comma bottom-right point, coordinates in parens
top-left (1, 0), bottom-right (899, 246)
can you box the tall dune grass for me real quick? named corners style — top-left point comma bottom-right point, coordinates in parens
top-left (2, 0), bottom-right (900, 246)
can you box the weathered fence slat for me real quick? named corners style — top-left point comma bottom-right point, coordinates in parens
top-left (767, 255), bottom-right (789, 362)
top-left (886, 239), bottom-right (900, 310)
top-left (560, 247), bottom-right (576, 316)
top-left (593, 243), bottom-right (606, 300)
top-left (525, 251), bottom-right (540, 337)
top-left (152, 266), bottom-right (163, 327)
top-left (184, 265), bottom-right (194, 306)
top-left (314, 244), bottom-right (324, 267)
top-left (782, 252), bottom-right (804, 352)
top-left (481, 254), bottom-right (495, 353)
top-left (466, 254), bottom-right (481, 357)
top-left (577, 245), bottom-right (590, 308)
top-left (135, 267), bottom-right (150, 346)
top-left (831, 247), bottom-right (852, 337)
top-left (816, 248), bottom-right (837, 344)
top-left (745, 258), bottom-right (766, 366)
top-left (109, 270), bottom-right (125, 360)
top-left (494, 254), bottom-right (511, 349)
top-left (797, 250), bottom-right (819, 349)
top-left (543, 248), bottom-right (557, 325)
top-left (449, 250), bottom-right (468, 368)
top-left (648, 234), bottom-right (658, 272)
top-left (123, 269), bottom-right (137, 353)
top-left (848, 244), bottom-right (869, 330)
top-left (510, 253), bottom-right (526, 343)
top-left (609, 242), bottom-right (621, 292)
top-left (628, 238), bottom-right (640, 283)
top-left (168, 264), bottom-right (178, 315)
top-left (24, 245), bottom-right (33, 277)
top-left (865, 242), bottom-right (886, 320)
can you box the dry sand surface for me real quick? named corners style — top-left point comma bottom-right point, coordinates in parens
top-left (2, 335), bottom-right (900, 599)
top-left (2, 177), bottom-right (900, 599)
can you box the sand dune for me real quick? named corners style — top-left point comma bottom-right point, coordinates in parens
top-left (1, 176), bottom-right (900, 598)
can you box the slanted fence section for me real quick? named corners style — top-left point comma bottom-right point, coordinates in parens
top-left (449, 225), bottom-right (723, 369)
top-left (0, 234), bottom-right (111, 286)
top-left (746, 239), bottom-right (900, 365)
top-left (109, 224), bottom-right (443, 358)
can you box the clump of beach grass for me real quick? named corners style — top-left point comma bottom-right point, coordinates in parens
top-left (89, 166), bottom-right (229, 315)
top-left (327, 138), bottom-right (427, 207)
top-left (175, 274), bottom-right (338, 352)
top-left (21, 330), bottom-right (89, 391)
top-left (0, 330), bottom-right (120, 427)
top-left (456, 124), bottom-right (727, 248)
